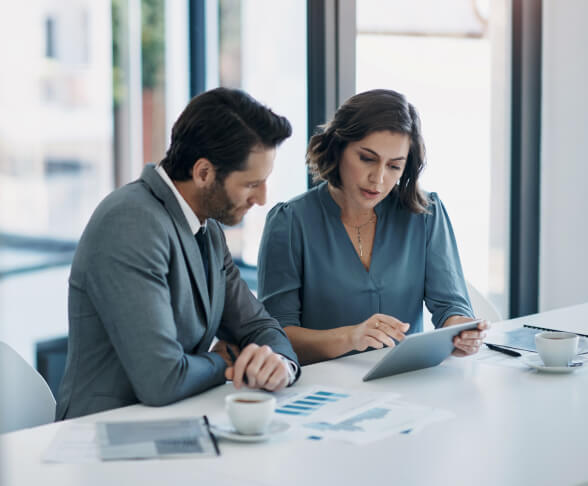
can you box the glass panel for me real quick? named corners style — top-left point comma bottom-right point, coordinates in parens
top-left (1, 0), bottom-right (186, 365)
top-left (216, 0), bottom-right (308, 267)
top-left (219, 0), bottom-right (241, 88)
top-left (140, 0), bottom-right (166, 164)
top-left (0, 2), bottom-right (114, 364)
top-left (113, 0), bottom-right (169, 183)
top-left (356, 0), bottom-right (509, 319)
top-left (0, 3), bottom-right (114, 241)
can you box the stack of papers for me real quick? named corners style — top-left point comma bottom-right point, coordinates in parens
top-left (96, 416), bottom-right (219, 460)
top-left (43, 416), bottom-right (219, 463)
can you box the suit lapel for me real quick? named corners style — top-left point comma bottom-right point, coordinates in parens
top-left (140, 164), bottom-right (211, 322)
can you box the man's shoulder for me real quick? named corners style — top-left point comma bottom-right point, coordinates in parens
top-left (78, 181), bottom-right (173, 256)
top-left (94, 180), bottom-right (165, 222)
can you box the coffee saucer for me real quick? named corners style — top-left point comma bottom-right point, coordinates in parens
top-left (210, 420), bottom-right (290, 442)
top-left (522, 354), bottom-right (583, 373)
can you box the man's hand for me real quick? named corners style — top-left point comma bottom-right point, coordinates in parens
top-left (210, 339), bottom-right (239, 368)
top-left (220, 343), bottom-right (290, 391)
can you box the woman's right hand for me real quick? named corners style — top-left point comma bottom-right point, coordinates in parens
top-left (348, 313), bottom-right (410, 352)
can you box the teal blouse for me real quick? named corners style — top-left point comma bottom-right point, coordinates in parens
top-left (257, 182), bottom-right (473, 336)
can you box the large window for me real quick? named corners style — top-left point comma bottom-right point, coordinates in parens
top-left (0, 0), bottom-right (191, 365)
top-left (356, 0), bottom-right (510, 318)
top-left (112, 0), bottom-right (189, 186)
top-left (215, 0), bottom-right (308, 266)
top-left (0, 3), bottom-right (114, 242)
top-left (0, 1), bottom-right (114, 364)
top-left (0, 0), bottom-right (306, 364)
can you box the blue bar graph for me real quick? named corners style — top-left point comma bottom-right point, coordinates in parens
top-left (276, 389), bottom-right (348, 417)
top-left (303, 395), bottom-right (337, 402)
top-left (315, 391), bottom-right (349, 399)
top-left (283, 404), bottom-right (314, 411)
top-left (275, 409), bottom-right (311, 416)
top-left (294, 400), bottom-right (324, 407)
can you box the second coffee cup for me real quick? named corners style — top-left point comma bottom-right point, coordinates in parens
top-left (535, 331), bottom-right (579, 367)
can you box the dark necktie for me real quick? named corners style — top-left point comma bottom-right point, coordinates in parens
top-left (195, 227), bottom-right (209, 287)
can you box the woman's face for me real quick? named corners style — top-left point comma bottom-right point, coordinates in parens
top-left (337, 130), bottom-right (410, 210)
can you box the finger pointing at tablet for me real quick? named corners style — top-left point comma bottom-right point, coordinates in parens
top-left (349, 313), bottom-right (410, 352)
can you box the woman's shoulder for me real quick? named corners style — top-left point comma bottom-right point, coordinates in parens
top-left (422, 191), bottom-right (446, 217)
top-left (260, 188), bottom-right (322, 259)
top-left (267, 183), bottom-right (325, 220)
top-left (425, 190), bottom-right (441, 203)
top-left (383, 188), bottom-right (441, 216)
top-left (423, 190), bottom-right (442, 213)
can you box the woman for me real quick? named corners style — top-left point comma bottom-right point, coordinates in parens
top-left (257, 89), bottom-right (488, 365)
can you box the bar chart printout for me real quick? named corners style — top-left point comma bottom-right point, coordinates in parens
top-left (275, 390), bottom-right (349, 417)
top-left (273, 386), bottom-right (396, 425)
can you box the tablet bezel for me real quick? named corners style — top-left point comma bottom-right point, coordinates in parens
top-left (362, 319), bottom-right (483, 381)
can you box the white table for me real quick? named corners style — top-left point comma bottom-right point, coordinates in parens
top-left (2, 303), bottom-right (588, 486)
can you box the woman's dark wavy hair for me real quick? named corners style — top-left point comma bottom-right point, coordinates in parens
top-left (306, 89), bottom-right (428, 213)
top-left (161, 87), bottom-right (292, 182)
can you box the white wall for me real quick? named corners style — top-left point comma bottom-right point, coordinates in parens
top-left (540, 0), bottom-right (588, 310)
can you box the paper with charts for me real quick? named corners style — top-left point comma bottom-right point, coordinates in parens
top-left (273, 386), bottom-right (454, 445)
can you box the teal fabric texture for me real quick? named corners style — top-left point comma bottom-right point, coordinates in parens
top-left (258, 182), bottom-right (473, 338)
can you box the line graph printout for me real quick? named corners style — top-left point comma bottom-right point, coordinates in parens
top-left (273, 386), bottom-right (453, 445)
top-left (302, 399), bottom-right (454, 445)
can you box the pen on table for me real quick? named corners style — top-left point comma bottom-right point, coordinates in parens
top-left (225, 345), bottom-right (248, 385)
top-left (485, 343), bottom-right (521, 357)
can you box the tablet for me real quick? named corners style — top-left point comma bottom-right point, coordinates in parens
top-left (362, 320), bottom-right (483, 381)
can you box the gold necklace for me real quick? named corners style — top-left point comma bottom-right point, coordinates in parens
top-left (343, 215), bottom-right (376, 258)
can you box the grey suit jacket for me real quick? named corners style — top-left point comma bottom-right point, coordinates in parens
top-left (56, 164), bottom-right (299, 420)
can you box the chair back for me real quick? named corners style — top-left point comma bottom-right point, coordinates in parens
top-left (0, 341), bottom-right (56, 434)
top-left (466, 281), bottom-right (503, 323)
top-left (422, 281), bottom-right (503, 329)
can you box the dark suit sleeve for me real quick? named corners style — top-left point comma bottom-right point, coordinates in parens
top-left (83, 205), bottom-right (227, 407)
top-left (213, 222), bottom-right (300, 370)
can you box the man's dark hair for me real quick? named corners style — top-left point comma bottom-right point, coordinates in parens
top-left (161, 87), bottom-right (292, 181)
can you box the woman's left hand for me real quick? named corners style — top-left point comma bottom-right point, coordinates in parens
top-left (443, 316), bottom-right (490, 357)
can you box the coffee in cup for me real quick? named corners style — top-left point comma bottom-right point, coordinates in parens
top-left (535, 331), bottom-right (579, 367)
top-left (225, 392), bottom-right (276, 435)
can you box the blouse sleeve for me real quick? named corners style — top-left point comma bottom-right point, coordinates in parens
top-left (257, 203), bottom-right (303, 328)
top-left (423, 192), bottom-right (474, 328)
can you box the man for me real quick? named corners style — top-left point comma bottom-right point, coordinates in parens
top-left (56, 88), bottom-right (299, 419)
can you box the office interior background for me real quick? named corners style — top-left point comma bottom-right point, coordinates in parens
top-left (0, 0), bottom-right (586, 375)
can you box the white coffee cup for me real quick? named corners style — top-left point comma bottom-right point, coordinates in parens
top-left (535, 331), bottom-right (579, 367)
top-left (225, 392), bottom-right (276, 435)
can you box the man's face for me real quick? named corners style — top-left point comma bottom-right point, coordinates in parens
top-left (200, 146), bottom-right (276, 226)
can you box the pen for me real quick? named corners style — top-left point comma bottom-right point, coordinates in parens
top-left (485, 343), bottom-right (521, 357)
top-left (225, 345), bottom-right (248, 385)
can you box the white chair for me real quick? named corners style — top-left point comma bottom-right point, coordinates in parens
top-left (422, 281), bottom-right (503, 329)
top-left (466, 281), bottom-right (502, 323)
top-left (0, 341), bottom-right (56, 434)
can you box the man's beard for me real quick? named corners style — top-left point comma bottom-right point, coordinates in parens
top-left (199, 179), bottom-right (246, 226)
